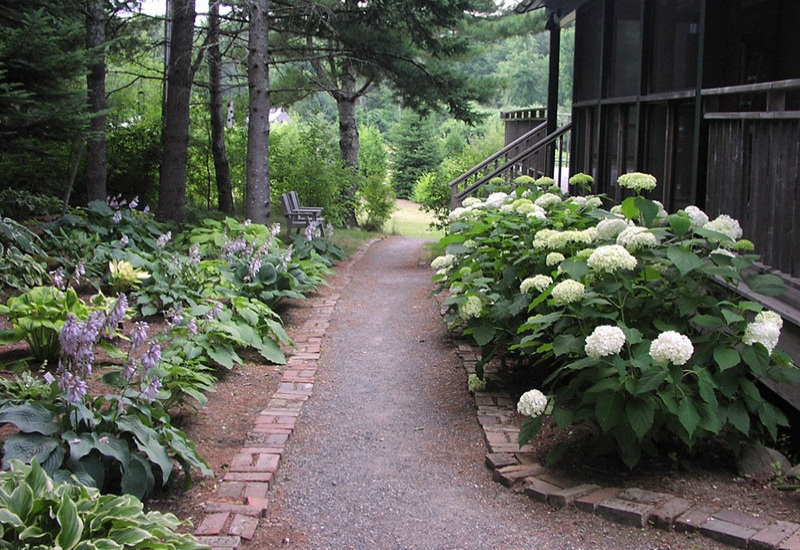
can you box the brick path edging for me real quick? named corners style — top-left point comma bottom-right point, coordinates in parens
top-left (192, 238), bottom-right (382, 549)
top-left (455, 342), bottom-right (800, 550)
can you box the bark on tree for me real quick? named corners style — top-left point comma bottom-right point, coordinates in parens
top-left (85, 0), bottom-right (107, 203)
top-left (333, 63), bottom-right (360, 227)
top-left (208, 0), bottom-right (234, 214)
top-left (157, 0), bottom-right (196, 223)
top-left (245, 0), bottom-right (271, 225)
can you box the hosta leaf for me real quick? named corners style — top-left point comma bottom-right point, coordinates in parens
top-left (136, 438), bottom-right (172, 484)
top-left (256, 338), bottom-right (286, 365)
top-left (626, 398), bottom-right (654, 440)
top-left (8, 482), bottom-right (33, 522)
top-left (0, 508), bottom-right (24, 528)
top-left (0, 403), bottom-right (59, 435)
top-left (120, 455), bottom-right (153, 500)
top-left (2, 434), bottom-right (62, 474)
top-left (56, 494), bottom-right (83, 550)
top-left (713, 346), bottom-right (740, 371)
top-left (108, 526), bottom-right (152, 546)
top-left (94, 433), bottom-right (131, 467)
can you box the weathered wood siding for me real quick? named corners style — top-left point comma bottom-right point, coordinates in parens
top-left (706, 118), bottom-right (800, 278)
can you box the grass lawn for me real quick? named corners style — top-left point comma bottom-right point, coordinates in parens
top-left (383, 199), bottom-right (444, 240)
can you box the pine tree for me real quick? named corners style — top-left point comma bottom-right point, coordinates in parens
top-left (390, 111), bottom-right (442, 200)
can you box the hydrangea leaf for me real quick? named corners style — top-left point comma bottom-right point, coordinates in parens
top-left (626, 398), bottom-right (654, 440)
top-left (746, 273), bottom-right (787, 297)
top-left (725, 400), bottom-right (750, 435)
top-left (595, 392), bottom-right (624, 432)
top-left (677, 398), bottom-right (701, 438)
top-left (713, 347), bottom-right (740, 371)
top-left (666, 246), bottom-right (703, 275)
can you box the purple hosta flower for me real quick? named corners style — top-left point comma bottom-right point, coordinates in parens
top-left (130, 321), bottom-right (149, 350)
top-left (205, 301), bottom-right (223, 322)
top-left (119, 235), bottom-right (129, 247)
top-left (112, 210), bottom-right (123, 224)
top-left (269, 223), bottom-right (281, 239)
top-left (122, 359), bottom-right (136, 381)
top-left (248, 256), bottom-right (263, 281)
top-left (188, 243), bottom-right (201, 265)
top-left (72, 262), bottom-right (86, 287)
top-left (222, 236), bottom-right (248, 258)
top-left (243, 219), bottom-right (252, 227)
top-left (156, 231), bottom-right (172, 249)
top-left (143, 205), bottom-right (150, 213)
top-left (140, 376), bottom-right (162, 402)
top-left (280, 245), bottom-right (293, 270)
top-left (166, 305), bottom-right (184, 329)
top-left (58, 371), bottom-right (88, 404)
top-left (141, 343), bottom-right (162, 373)
top-left (104, 294), bottom-right (128, 336)
top-left (59, 313), bottom-right (100, 376)
top-left (186, 317), bottom-right (198, 336)
top-left (129, 196), bottom-right (139, 209)
top-left (50, 267), bottom-right (67, 290)
top-left (304, 220), bottom-right (321, 242)
top-left (107, 194), bottom-right (120, 209)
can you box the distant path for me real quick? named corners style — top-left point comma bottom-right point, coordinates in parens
top-left (261, 236), bottom-right (725, 550)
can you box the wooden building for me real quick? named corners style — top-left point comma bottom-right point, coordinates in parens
top-left (516, 0), bottom-right (800, 284)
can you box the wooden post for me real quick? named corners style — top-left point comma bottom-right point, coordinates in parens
top-left (546, 11), bottom-right (561, 178)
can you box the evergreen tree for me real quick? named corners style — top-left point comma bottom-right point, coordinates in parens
top-left (390, 111), bottom-right (442, 199)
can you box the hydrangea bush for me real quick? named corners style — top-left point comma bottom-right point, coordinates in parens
top-left (434, 173), bottom-right (799, 467)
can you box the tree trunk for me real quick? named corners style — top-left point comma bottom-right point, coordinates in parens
top-left (85, 0), bottom-right (107, 203)
top-left (157, 0), bottom-right (195, 224)
top-left (208, 0), bottom-right (234, 214)
top-left (334, 59), bottom-right (360, 226)
top-left (245, 0), bottom-right (270, 225)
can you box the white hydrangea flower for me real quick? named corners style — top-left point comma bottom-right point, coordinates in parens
top-left (500, 203), bottom-right (514, 213)
top-left (431, 254), bottom-right (457, 270)
top-left (485, 192), bottom-right (509, 208)
top-left (459, 295), bottom-right (483, 320)
top-left (534, 193), bottom-right (562, 209)
top-left (616, 226), bottom-right (658, 251)
top-left (587, 245), bottom-right (638, 273)
top-left (517, 389), bottom-right (548, 417)
top-left (546, 252), bottom-right (565, 266)
top-left (703, 214), bottom-right (743, 242)
top-left (653, 200), bottom-right (669, 225)
top-left (618, 172), bottom-right (657, 192)
top-left (449, 207), bottom-right (468, 222)
top-left (649, 331), bottom-right (694, 365)
top-left (684, 205), bottom-right (709, 228)
top-left (610, 205), bottom-right (624, 216)
top-left (467, 374), bottom-right (486, 393)
top-left (570, 196), bottom-right (587, 207)
top-left (551, 279), bottom-right (585, 305)
top-left (586, 196), bottom-right (604, 208)
top-left (596, 217), bottom-right (630, 240)
top-left (527, 206), bottom-right (547, 221)
top-left (463, 239), bottom-right (476, 250)
top-left (576, 248), bottom-right (595, 260)
top-left (743, 310), bottom-right (783, 354)
top-left (510, 198), bottom-right (536, 214)
top-left (462, 196), bottom-right (483, 208)
top-left (585, 325), bottom-right (626, 359)
top-left (533, 229), bottom-right (595, 250)
top-left (520, 274), bottom-right (553, 294)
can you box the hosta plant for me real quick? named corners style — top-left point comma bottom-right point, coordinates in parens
top-left (434, 174), bottom-right (800, 467)
top-left (0, 458), bottom-right (210, 550)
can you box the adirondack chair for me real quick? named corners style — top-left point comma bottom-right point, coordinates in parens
top-left (279, 192), bottom-right (325, 237)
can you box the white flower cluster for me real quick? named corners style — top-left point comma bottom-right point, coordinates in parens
top-left (551, 279), bottom-right (585, 305)
top-left (431, 254), bottom-right (457, 271)
top-left (743, 310), bottom-right (783, 354)
top-left (584, 325), bottom-right (626, 359)
top-left (596, 217), bottom-right (631, 240)
top-left (684, 205), bottom-right (709, 228)
top-left (616, 226), bottom-right (658, 251)
top-left (527, 206), bottom-right (548, 221)
top-left (517, 389), bottom-right (548, 417)
top-left (618, 172), bottom-right (657, 192)
top-left (449, 207), bottom-right (469, 222)
top-left (569, 195), bottom-right (604, 209)
top-left (459, 295), bottom-right (483, 320)
top-left (533, 228), bottom-right (596, 250)
top-left (703, 214), bottom-right (743, 242)
top-left (587, 245), bottom-right (638, 273)
top-left (485, 192), bottom-right (509, 208)
top-left (649, 331), bottom-right (694, 365)
top-left (535, 176), bottom-right (556, 188)
top-left (467, 373), bottom-right (486, 393)
top-left (534, 193), bottom-right (562, 209)
top-left (462, 197), bottom-right (483, 208)
top-left (520, 274), bottom-right (553, 294)
top-left (546, 252), bottom-right (565, 266)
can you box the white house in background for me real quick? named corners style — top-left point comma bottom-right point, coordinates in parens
top-left (269, 107), bottom-right (291, 126)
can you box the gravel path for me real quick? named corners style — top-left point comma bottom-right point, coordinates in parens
top-left (261, 236), bottom-right (726, 550)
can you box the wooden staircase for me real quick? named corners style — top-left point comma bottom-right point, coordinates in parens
top-left (449, 121), bottom-right (573, 208)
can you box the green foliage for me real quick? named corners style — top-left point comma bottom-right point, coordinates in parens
top-left (413, 172), bottom-right (450, 231)
top-left (434, 178), bottom-right (799, 467)
top-left (390, 111), bottom-right (443, 199)
top-left (0, 218), bottom-right (50, 292)
top-left (0, 287), bottom-right (91, 364)
top-left (0, 458), bottom-right (210, 549)
top-left (358, 177), bottom-right (397, 232)
top-left (269, 118), bottom-right (355, 226)
top-left (358, 125), bottom-right (388, 184)
top-left (0, 189), bottom-right (62, 220)
top-left (0, 382), bottom-right (212, 500)
top-left (106, 119), bottom-right (162, 206)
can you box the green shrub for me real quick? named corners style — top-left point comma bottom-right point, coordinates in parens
top-left (434, 177), bottom-right (800, 467)
top-left (0, 218), bottom-right (50, 292)
top-left (0, 458), bottom-right (210, 549)
top-left (358, 176), bottom-right (396, 232)
top-left (0, 189), bottom-right (62, 220)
